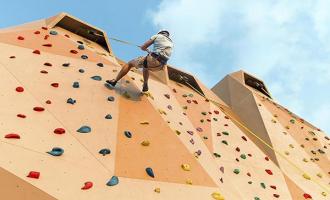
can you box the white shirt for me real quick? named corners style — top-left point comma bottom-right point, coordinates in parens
top-left (150, 34), bottom-right (174, 59)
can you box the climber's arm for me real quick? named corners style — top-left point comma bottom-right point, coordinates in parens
top-left (140, 39), bottom-right (154, 51)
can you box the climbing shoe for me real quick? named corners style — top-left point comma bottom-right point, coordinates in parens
top-left (142, 84), bottom-right (149, 92)
top-left (106, 80), bottom-right (117, 87)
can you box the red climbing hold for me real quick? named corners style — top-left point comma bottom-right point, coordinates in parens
top-left (214, 110), bottom-right (219, 114)
top-left (303, 193), bottom-right (312, 199)
top-left (34, 31), bottom-right (40, 34)
top-left (265, 156), bottom-right (270, 161)
top-left (17, 114), bottom-right (26, 118)
top-left (44, 62), bottom-right (52, 66)
top-left (27, 171), bottom-right (40, 179)
top-left (54, 128), bottom-right (65, 134)
top-left (235, 147), bottom-right (240, 152)
top-left (51, 83), bottom-right (59, 88)
top-left (270, 185), bottom-right (277, 190)
top-left (9, 56), bottom-right (16, 59)
top-left (172, 88), bottom-right (177, 93)
top-left (44, 35), bottom-right (49, 40)
top-left (45, 100), bottom-right (52, 104)
top-left (17, 36), bottom-right (24, 40)
top-left (247, 172), bottom-right (251, 177)
top-left (64, 34), bottom-right (70, 38)
top-left (33, 50), bottom-right (40, 54)
top-left (15, 86), bottom-right (24, 92)
top-left (241, 136), bottom-right (247, 141)
top-left (224, 116), bottom-right (229, 119)
top-left (81, 181), bottom-right (93, 190)
top-left (193, 100), bottom-right (198, 104)
top-left (40, 70), bottom-right (48, 74)
top-left (70, 50), bottom-right (78, 54)
top-left (42, 44), bottom-right (52, 47)
top-left (4, 133), bottom-right (20, 139)
top-left (41, 26), bottom-right (48, 30)
top-left (33, 107), bottom-right (45, 112)
top-left (265, 169), bottom-right (273, 175)
top-left (273, 194), bottom-right (280, 198)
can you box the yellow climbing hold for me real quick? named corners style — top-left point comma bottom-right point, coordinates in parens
top-left (141, 140), bottom-right (150, 146)
top-left (143, 92), bottom-right (154, 100)
top-left (316, 173), bottom-right (323, 178)
top-left (303, 173), bottom-right (311, 180)
top-left (175, 130), bottom-right (181, 135)
top-left (273, 114), bottom-right (278, 118)
top-left (289, 144), bottom-right (294, 148)
top-left (140, 121), bottom-right (149, 125)
top-left (158, 109), bottom-right (167, 115)
top-left (303, 158), bottom-right (308, 162)
top-left (284, 151), bottom-right (290, 155)
top-left (154, 188), bottom-right (160, 193)
top-left (181, 164), bottom-right (191, 171)
top-left (285, 125), bottom-right (290, 129)
top-left (186, 179), bottom-right (193, 185)
top-left (321, 192), bottom-right (327, 196)
top-left (211, 192), bottom-right (225, 200)
top-left (271, 119), bottom-right (277, 123)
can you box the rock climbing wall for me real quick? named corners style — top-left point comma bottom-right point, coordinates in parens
top-left (0, 13), bottom-right (329, 200)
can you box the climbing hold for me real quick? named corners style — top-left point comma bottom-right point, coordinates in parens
top-left (265, 169), bottom-right (273, 175)
top-left (222, 131), bottom-right (229, 136)
top-left (72, 82), bottom-right (80, 88)
top-left (81, 182), bottom-right (93, 190)
top-left (9, 56), bottom-right (16, 59)
top-left (220, 166), bottom-right (224, 173)
top-left (91, 76), bottom-right (102, 81)
top-left (321, 192), bottom-right (327, 197)
top-left (42, 43), bottom-right (52, 47)
top-left (260, 182), bottom-right (266, 189)
top-left (164, 94), bottom-right (170, 99)
top-left (233, 169), bottom-right (240, 174)
top-left (79, 69), bottom-right (85, 73)
top-left (17, 36), bottom-right (24, 40)
top-left (105, 114), bottom-right (112, 119)
top-left (17, 114), bottom-right (26, 118)
top-left (15, 86), bottom-right (24, 92)
top-left (46, 100), bottom-right (51, 105)
top-left (167, 105), bottom-right (172, 110)
top-left (247, 172), bottom-right (251, 177)
top-left (141, 140), bottom-right (150, 146)
top-left (241, 136), bottom-right (247, 141)
top-left (270, 185), bottom-right (276, 190)
top-left (240, 154), bottom-right (247, 159)
top-left (254, 197), bottom-right (260, 200)
top-left (99, 148), bottom-right (111, 156)
top-left (316, 173), bottom-right (322, 178)
top-left (154, 188), bottom-right (160, 193)
top-left (211, 192), bottom-right (225, 200)
top-left (33, 107), bottom-right (45, 112)
top-left (54, 128), bottom-right (65, 134)
top-left (124, 131), bottom-right (132, 138)
top-left (33, 50), bottom-right (40, 54)
top-left (235, 147), bottom-right (240, 152)
top-left (106, 176), bottom-right (119, 186)
top-left (44, 62), bottom-right (52, 66)
top-left (97, 63), bottom-right (104, 67)
top-left (196, 127), bottom-right (203, 132)
top-left (4, 133), bottom-right (20, 139)
top-left (47, 147), bottom-right (64, 156)
top-left (303, 193), bottom-right (312, 199)
top-left (62, 63), bottom-right (70, 67)
top-left (27, 171), bottom-right (40, 179)
top-left (70, 49), bottom-right (78, 54)
top-left (175, 130), bottom-right (181, 135)
top-left (222, 140), bottom-right (228, 145)
top-left (49, 30), bottom-right (58, 35)
top-left (67, 98), bottom-right (76, 104)
top-left (107, 96), bottom-right (115, 101)
top-left (44, 35), bottom-right (49, 40)
top-left (34, 30), bottom-right (40, 34)
top-left (81, 55), bottom-right (88, 59)
top-left (65, 34), bottom-right (70, 38)
top-left (78, 44), bottom-right (85, 50)
top-left (273, 194), bottom-right (280, 198)
top-left (77, 126), bottom-right (91, 133)
top-left (140, 121), bottom-right (149, 125)
top-left (146, 167), bottom-right (155, 178)
top-left (290, 119), bottom-right (295, 124)
top-left (303, 173), bottom-right (311, 180)
top-left (213, 153), bottom-right (221, 158)
top-left (181, 164), bottom-right (191, 171)
top-left (51, 83), bottom-right (59, 88)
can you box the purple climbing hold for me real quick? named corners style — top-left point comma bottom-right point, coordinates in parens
top-left (196, 127), bottom-right (203, 132)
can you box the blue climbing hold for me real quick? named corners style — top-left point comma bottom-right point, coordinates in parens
top-left (107, 96), bottom-right (115, 101)
top-left (81, 55), bottom-right (88, 59)
top-left (97, 63), bottom-right (104, 67)
top-left (73, 82), bottom-right (80, 88)
top-left (146, 167), bottom-right (155, 178)
top-left (105, 114), bottom-right (112, 119)
top-left (124, 131), bottom-right (132, 138)
top-left (79, 69), bottom-right (85, 73)
top-left (106, 176), bottom-right (119, 186)
top-left (67, 98), bottom-right (76, 104)
top-left (49, 30), bottom-right (58, 35)
top-left (99, 148), bottom-right (111, 156)
top-left (62, 63), bottom-right (70, 67)
top-left (91, 76), bottom-right (102, 81)
top-left (47, 147), bottom-right (64, 156)
top-left (77, 126), bottom-right (91, 133)
top-left (78, 44), bottom-right (85, 50)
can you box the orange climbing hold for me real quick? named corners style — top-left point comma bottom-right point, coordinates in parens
top-left (4, 133), bottom-right (20, 139)
top-left (54, 128), bottom-right (65, 134)
top-left (81, 181), bottom-right (93, 190)
top-left (15, 86), bottom-right (24, 92)
top-left (27, 171), bottom-right (40, 179)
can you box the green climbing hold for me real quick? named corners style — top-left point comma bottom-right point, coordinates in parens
top-left (105, 114), bottom-right (112, 119)
top-left (222, 131), bottom-right (229, 136)
top-left (47, 147), bottom-right (64, 156)
top-left (222, 140), bottom-right (228, 145)
top-left (213, 153), bottom-right (221, 158)
top-left (77, 126), bottom-right (91, 133)
top-left (240, 154), bottom-right (247, 159)
top-left (260, 182), bottom-right (266, 189)
top-left (254, 197), bottom-right (261, 200)
top-left (201, 112), bottom-right (207, 115)
top-left (106, 176), bottom-right (119, 186)
top-left (233, 169), bottom-right (240, 174)
top-left (91, 76), bottom-right (102, 81)
top-left (290, 119), bottom-right (295, 124)
top-left (99, 148), bottom-right (111, 156)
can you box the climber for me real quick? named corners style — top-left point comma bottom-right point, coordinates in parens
top-left (106, 30), bottom-right (174, 92)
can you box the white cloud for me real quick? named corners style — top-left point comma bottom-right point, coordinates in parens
top-left (149, 0), bottom-right (330, 134)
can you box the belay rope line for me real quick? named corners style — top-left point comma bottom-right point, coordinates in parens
top-left (110, 36), bottom-right (330, 195)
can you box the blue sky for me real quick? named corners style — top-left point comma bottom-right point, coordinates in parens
top-left (0, 0), bottom-right (329, 134)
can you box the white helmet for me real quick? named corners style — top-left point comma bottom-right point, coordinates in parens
top-left (158, 29), bottom-right (170, 36)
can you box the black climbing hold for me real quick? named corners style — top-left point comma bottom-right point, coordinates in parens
top-left (49, 30), bottom-right (58, 35)
top-left (124, 131), bottom-right (132, 138)
top-left (105, 114), bottom-right (112, 119)
top-left (99, 148), bottom-right (111, 156)
top-left (146, 167), bottom-right (155, 178)
top-left (62, 63), bottom-right (70, 67)
top-left (81, 55), bottom-right (88, 59)
top-left (47, 147), bottom-right (64, 156)
top-left (97, 63), bottom-right (104, 67)
top-left (77, 41), bottom-right (84, 44)
top-left (107, 96), bottom-right (115, 101)
top-left (106, 176), bottom-right (119, 186)
top-left (77, 126), bottom-right (91, 133)
top-left (78, 44), bottom-right (85, 50)
top-left (73, 82), bottom-right (80, 88)
top-left (79, 69), bottom-right (85, 73)
top-left (67, 98), bottom-right (76, 104)
top-left (91, 76), bottom-right (102, 81)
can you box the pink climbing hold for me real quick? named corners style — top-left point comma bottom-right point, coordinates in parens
top-left (51, 83), bottom-right (59, 88)
top-left (17, 114), bottom-right (26, 118)
top-left (303, 193), bottom-right (312, 199)
top-left (17, 36), bottom-right (24, 40)
top-left (15, 86), bottom-right (24, 92)
top-left (42, 43), bottom-right (52, 47)
top-left (33, 50), bottom-right (40, 54)
top-left (27, 171), bottom-right (40, 179)
top-left (33, 107), bottom-right (45, 112)
top-left (81, 181), bottom-right (93, 190)
top-left (44, 62), bottom-right (52, 66)
top-left (265, 169), bottom-right (273, 175)
top-left (34, 31), bottom-right (40, 34)
top-left (70, 49), bottom-right (78, 54)
top-left (54, 128), bottom-right (65, 134)
top-left (4, 133), bottom-right (20, 139)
